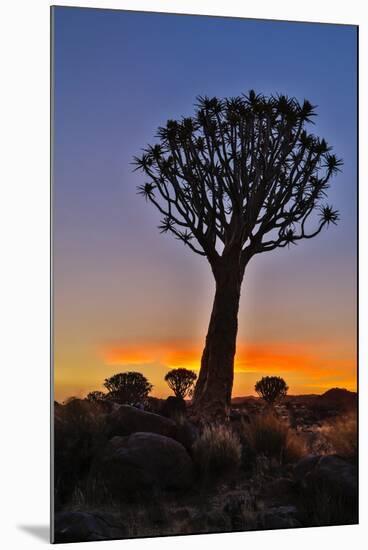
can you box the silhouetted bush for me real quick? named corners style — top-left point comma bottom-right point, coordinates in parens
top-left (241, 412), bottom-right (305, 464)
top-left (322, 413), bottom-right (357, 462)
top-left (255, 376), bottom-right (288, 405)
top-left (193, 424), bottom-right (241, 478)
top-left (54, 399), bottom-right (108, 508)
top-left (103, 371), bottom-right (153, 405)
top-left (164, 368), bottom-right (197, 399)
top-left (86, 390), bottom-right (106, 402)
top-left (63, 396), bottom-right (79, 404)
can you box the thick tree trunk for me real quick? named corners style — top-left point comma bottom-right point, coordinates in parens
top-left (192, 253), bottom-right (245, 422)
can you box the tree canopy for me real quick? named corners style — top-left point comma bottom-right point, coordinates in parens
top-left (134, 91), bottom-right (341, 269)
top-left (164, 368), bottom-right (197, 399)
top-left (103, 371), bottom-right (153, 406)
top-left (86, 390), bottom-right (106, 402)
top-left (255, 376), bottom-right (289, 405)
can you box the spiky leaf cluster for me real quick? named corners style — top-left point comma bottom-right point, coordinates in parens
top-left (86, 390), bottom-right (106, 402)
top-left (133, 91), bottom-right (341, 267)
top-left (103, 371), bottom-right (153, 406)
top-left (164, 368), bottom-right (197, 399)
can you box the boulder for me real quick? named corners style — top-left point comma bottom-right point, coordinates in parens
top-left (94, 398), bottom-right (121, 413)
top-left (95, 432), bottom-right (194, 495)
top-left (294, 454), bottom-right (357, 500)
top-left (145, 396), bottom-right (164, 414)
top-left (293, 454), bottom-right (321, 481)
top-left (108, 404), bottom-right (177, 438)
top-left (54, 511), bottom-right (126, 543)
top-left (259, 505), bottom-right (301, 529)
top-left (174, 419), bottom-right (199, 451)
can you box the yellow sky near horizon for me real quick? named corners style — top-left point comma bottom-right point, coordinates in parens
top-left (54, 337), bottom-right (357, 403)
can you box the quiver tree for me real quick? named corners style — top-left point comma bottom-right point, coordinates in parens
top-left (104, 371), bottom-right (153, 406)
top-left (86, 390), bottom-right (106, 402)
top-left (255, 376), bottom-right (289, 406)
top-left (165, 368), bottom-right (197, 399)
top-left (134, 91), bottom-right (341, 421)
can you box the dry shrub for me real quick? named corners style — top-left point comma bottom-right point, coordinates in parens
top-left (55, 399), bottom-right (107, 446)
top-left (322, 413), bottom-right (357, 461)
top-left (193, 424), bottom-right (241, 478)
top-left (54, 399), bottom-right (108, 508)
top-left (241, 412), bottom-right (306, 464)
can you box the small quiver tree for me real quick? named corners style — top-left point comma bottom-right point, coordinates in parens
top-left (104, 371), bottom-right (153, 406)
top-left (164, 368), bottom-right (197, 399)
top-left (255, 376), bottom-right (288, 406)
top-left (86, 390), bottom-right (106, 402)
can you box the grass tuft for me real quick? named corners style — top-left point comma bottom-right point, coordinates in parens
top-left (241, 411), bottom-right (306, 464)
top-left (193, 424), bottom-right (241, 478)
top-left (321, 413), bottom-right (357, 461)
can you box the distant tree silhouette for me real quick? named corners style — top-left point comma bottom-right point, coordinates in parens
top-left (86, 390), bottom-right (106, 402)
top-left (134, 91), bottom-right (341, 420)
top-left (104, 371), bottom-right (153, 406)
top-left (164, 368), bottom-right (197, 399)
top-left (63, 396), bottom-right (79, 405)
top-left (255, 376), bottom-right (289, 405)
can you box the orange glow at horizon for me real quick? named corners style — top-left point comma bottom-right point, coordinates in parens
top-left (54, 337), bottom-right (356, 402)
top-left (102, 339), bottom-right (355, 375)
top-left (50, 339), bottom-right (350, 401)
top-left (103, 340), bottom-right (315, 373)
top-left (54, 334), bottom-right (357, 403)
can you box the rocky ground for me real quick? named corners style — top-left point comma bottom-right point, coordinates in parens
top-left (53, 389), bottom-right (357, 543)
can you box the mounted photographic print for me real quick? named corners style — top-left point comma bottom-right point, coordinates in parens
top-left (51, 6), bottom-right (358, 543)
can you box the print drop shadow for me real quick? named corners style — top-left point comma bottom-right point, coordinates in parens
top-left (17, 524), bottom-right (49, 543)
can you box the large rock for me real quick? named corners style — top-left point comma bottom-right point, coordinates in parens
top-left (54, 511), bottom-right (126, 543)
top-left (161, 396), bottom-right (186, 419)
top-left (293, 454), bottom-right (320, 480)
top-left (294, 454), bottom-right (357, 500)
top-left (259, 505), bottom-right (301, 530)
top-left (108, 404), bottom-right (177, 438)
top-left (96, 432), bottom-right (194, 495)
top-left (174, 419), bottom-right (199, 451)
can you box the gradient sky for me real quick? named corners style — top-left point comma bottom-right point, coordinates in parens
top-left (52, 7), bottom-right (357, 402)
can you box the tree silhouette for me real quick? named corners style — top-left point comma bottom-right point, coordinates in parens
top-left (255, 376), bottom-right (289, 405)
top-left (104, 372), bottom-right (153, 406)
top-left (134, 91), bottom-right (341, 420)
top-left (86, 390), bottom-right (106, 402)
top-left (164, 368), bottom-right (197, 399)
